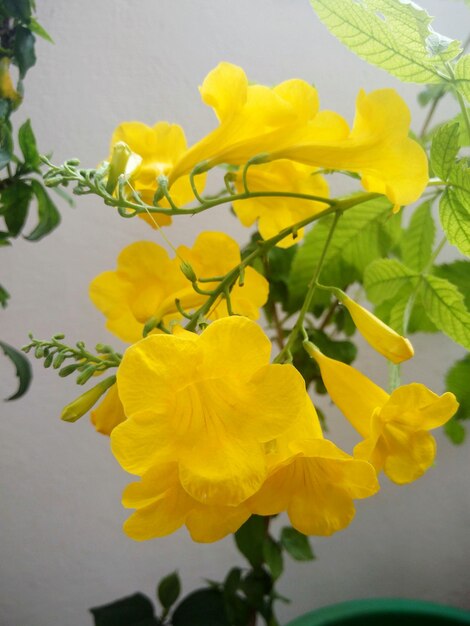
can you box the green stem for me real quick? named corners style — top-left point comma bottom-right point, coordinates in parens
top-left (274, 211), bottom-right (342, 363)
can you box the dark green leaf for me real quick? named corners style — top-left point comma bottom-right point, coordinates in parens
top-left (0, 283), bottom-right (9, 307)
top-left (234, 515), bottom-right (266, 567)
top-left (446, 356), bottom-right (470, 422)
top-left (223, 568), bottom-right (250, 626)
top-left (172, 589), bottom-right (229, 626)
top-left (444, 418), bottom-right (466, 445)
top-left (0, 339), bottom-right (32, 400)
top-left (157, 571), bottom-right (181, 611)
top-left (280, 527), bottom-right (315, 561)
top-left (13, 26), bottom-right (36, 79)
top-left (0, 99), bottom-right (10, 120)
top-left (18, 119), bottom-right (40, 170)
top-left (0, 119), bottom-right (13, 169)
top-left (1, 180), bottom-right (32, 236)
top-left (430, 122), bottom-right (460, 181)
top-left (1, 0), bottom-right (32, 20)
top-left (29, 18), bottom-right (54, 43)
top-left (90, 593), bottom-right (157, 626)
top-left (240, 568), bottom-right (272, 610)
top-left (24, 179), bottom-right (60, 241)
top-left (308, 329), bottom-right (357, 364)
top-left (262, 536), bottom-right (284, 581)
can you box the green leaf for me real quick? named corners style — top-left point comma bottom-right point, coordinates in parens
top-left (420, 274), bottom-right (470, 350)
top-left (289, 197), bottom-right (392, 306)
top-left (234, 515), bottom-right (266, 567)
top-left (90, 593), bottom-right (158, 626)
top-left (0, 339), bottom-right (32, 400)
top-left (262, 536), bottom-right (284, 581)
top-left (364, 259), bottom-right (417, 304)
top-left (157, 571), bottom-right (181, 611)
top-left (0, 118), bottom-right (13, 170)
top-left (434, 261), bottom-right (470, 309)
top-left (172, 589), bottom-right (229, 626)
top-left (13, 26), bottom-right (36, 79)
top-left (455, 54), bottom-right (470, 103)
top-left (446, 355), bottom-right (470, 422)
top-left (309, 0), bottom-right (460, 84)
top-left (280, 527), bottom-right (315, 561)
top-left (1, 0), bottom-right (32, 20)
top-left (444, 418), bottom-right (465, 445)
top-left (439, 189), bottom-right (470, 257)
top-left (401, 200), bottom-right (435, 271)
top-left (430, 122), bottom-right (460, 181)
top-left (447, 160), bottom-right (470, 208)
top-left (0, 283), bottom-right (9, 307)
top-left (29, 18), bottom-right (54, 44)
top-left (24, 179), bottom-right (60, 241)
top-left (18, 119), bottom-right (41, 170)
top-left (1, 180), bottom-right (32, 237)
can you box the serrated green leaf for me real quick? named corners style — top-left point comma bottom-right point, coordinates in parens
top-left (280, 527), bottom-right (315, 561)
top-left (447, 160), bottom-right (470, 208)
top-left (446, 355), bottom-right (470, 422)
top-left (364, 259), bottom-right (417, 304)
top-left (0, 339), bottom-right (32, 400)
top-left (455, 54), bottom-right (470, 102)
top-left (309, 0), bottom-right (460, 84)
top-left (157, 571), bottom-right (181, 610)
top-left (13, 26), bottom-right (36, 79)
top-left (401, 200), bottom-right (435, 271)
top-left (29, 18), bottom-right (54, 44)
top-left (289, 197), bottom-right (392, 306)
top-left (420, 274), bottom-right (470, 349)
top-left (434, 261), bottom-right (470, 309)
top-left (24, 179), bottom-right (60, 241)
top-left (430, 122), bottom-right (460, 181)
top-left (262, 537), bottom-right (284, 581)
top-left (439, 188), bottom-right (470, 257)
top-left (1, 180), bottom-right (32, 236)
top-left (18, 119), bottom-right (40, 170)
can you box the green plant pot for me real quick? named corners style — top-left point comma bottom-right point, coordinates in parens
top-left (285, 598), bottom-right (470, 626)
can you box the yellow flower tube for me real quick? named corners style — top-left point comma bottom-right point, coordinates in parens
top-left (268, 88), bottom-right (429, 207)
top-left (307, 345), bottom-right (458, 484)
top-left (336, 290), bottom-right (414, 364)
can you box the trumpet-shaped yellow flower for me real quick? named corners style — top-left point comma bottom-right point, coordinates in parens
top-left (90, 383), bottom-right (126, 436)
top-left (89, 232), bottom-right (269, 343)
top-left (111, 316), bottom-right (307, 506)
top-left (337, 291), bottom-right (414, 364)
top-left (269, 89), bottom-right (428, 207)
top-left (169, 62), bottom-right (320, 183)
top-left (121, 462), bottom-right (251, 543)
top-left (233, 160), bottom-right (329, 248)
top-left (248, 395), bottom-right (379, 535)
top-left (308, 347), bottom-right (458, 484)
top-left (109, 121), bottom-right (206, 227)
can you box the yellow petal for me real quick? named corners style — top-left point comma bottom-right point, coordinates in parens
top-left (386, 383), bottom-right (458, 429)
top-left (383, 426), bottom-right (436, 485)
top-left (200, 62), bottom-right (248, 122)
top-left (90, 383), bottom-right (126, 436)
top-left (340, 293), bottom-right (414, 364)
top-left (307, 346), bottom-right (389, 437)
top-left (186, 502), bottom-right (251, 543)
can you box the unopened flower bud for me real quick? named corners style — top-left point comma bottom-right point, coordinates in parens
top-left (60, 375), bottom-right (116, 423)
top-left (180, 261), bottom-right (197, 283)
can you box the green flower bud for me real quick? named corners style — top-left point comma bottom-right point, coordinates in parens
top-left (61, 376), bottom-right (116, 423)
top-left (180, 261), bottom-right (197, 283)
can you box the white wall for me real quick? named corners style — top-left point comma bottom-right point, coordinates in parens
top-left (1, 1), bottom-right (469, 625)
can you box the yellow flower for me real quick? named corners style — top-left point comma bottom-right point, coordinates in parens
top-left (111, 316), bottom-right (307, 506)
top-left (248, 395), bottom-right (379, 535)
top-left (233, 160), bottom-right (329, 248)
top-left (337, 291), bottom-right (414, 364)
top-left (169, 62), bottom-right (320, 183)
top-left (90, 383), bottom-right (126, 436)
top-left (89, 232), bottom-right (269, 343)
top-left (308, 347), bottom-right (458, 484)
top-left (0, 58), bottom-right (21, 106)
top-left (109, 121), bottom-right (206, 227)
top-left (269, 89), bottom-right (428, 207)
top-left (121, 462), bottom-right (251, 543)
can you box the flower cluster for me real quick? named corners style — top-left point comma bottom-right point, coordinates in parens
top-left (56, 62), bottom-right (457, 545)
